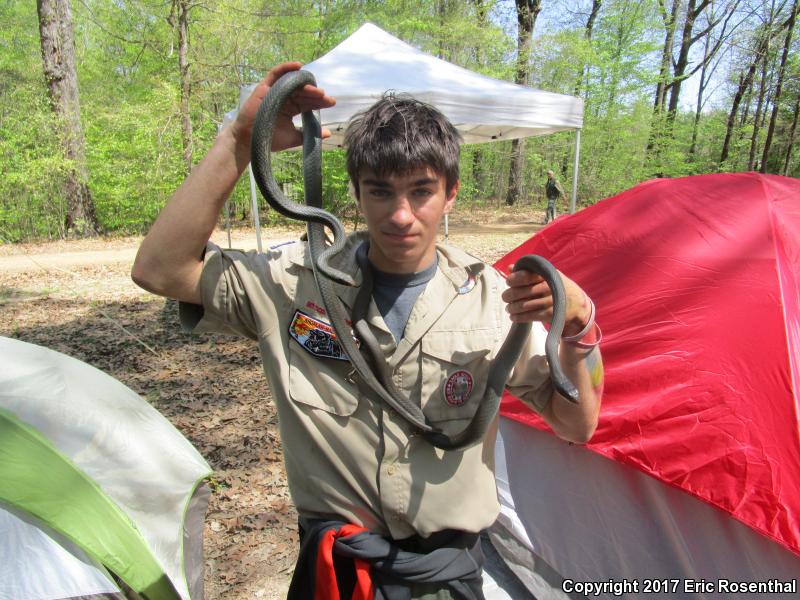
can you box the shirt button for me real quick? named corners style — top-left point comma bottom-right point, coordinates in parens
top-left (387, 464), bottom-right (397, 476)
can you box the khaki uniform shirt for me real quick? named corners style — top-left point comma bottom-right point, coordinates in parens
top-left (181, 232), bottom-right (552, 539)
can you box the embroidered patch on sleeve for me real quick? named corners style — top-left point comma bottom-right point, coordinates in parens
top-left (289, 310), bottom-right (353, 361)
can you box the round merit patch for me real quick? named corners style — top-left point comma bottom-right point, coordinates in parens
top-left (444, 370), bottom-right (474, 406)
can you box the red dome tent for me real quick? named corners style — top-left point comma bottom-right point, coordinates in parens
top-left (491, 173), bottom-right (800, 596)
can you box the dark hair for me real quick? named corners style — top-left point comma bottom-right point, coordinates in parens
top-left (344, 92), bottom-right (462, 198)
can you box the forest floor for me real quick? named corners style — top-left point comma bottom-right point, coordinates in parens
top-left (0, 206), bottom-right (544, 599)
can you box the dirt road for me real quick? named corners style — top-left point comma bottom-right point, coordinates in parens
top-left (0, 228), bottom-right (303, 274)
top-left (0, 222), bottom-right (539, 274)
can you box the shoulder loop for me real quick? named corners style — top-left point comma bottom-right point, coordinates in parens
top-left (457, 263), bottom-right (484, 295)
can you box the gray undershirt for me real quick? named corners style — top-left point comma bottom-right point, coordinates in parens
top-left (370, 255), bottom-right (438, 343)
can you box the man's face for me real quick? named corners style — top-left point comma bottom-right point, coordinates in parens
top-left (356, 167), bottom-right (458, 274)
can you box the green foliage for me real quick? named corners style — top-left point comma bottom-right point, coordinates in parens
top-left (3, 0), bottom-right (799, 241)
top-left (85, 87), bottom-right (186, 233)
top-left (0, 0), bottom-right (70, 241)
top-left (0, 94), bottom-right (72, 241)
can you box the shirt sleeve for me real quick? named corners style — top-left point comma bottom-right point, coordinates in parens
top-left (178, 241), bottom-right (289, 340)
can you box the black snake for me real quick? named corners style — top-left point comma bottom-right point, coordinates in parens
top-left (250, 70), bottom-right (578, 450)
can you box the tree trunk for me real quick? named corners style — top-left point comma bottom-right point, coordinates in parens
top-left (437, 0), bottom-right (448, 59)
top-left (666, 0), bottom-right (702, 123)
top-left (760, 88), bottom-right (772, 130)
top-left (761, 0), bottom-right (799, 173)
top-left (647, 0), bottom-right (682, 156)
top-left (506, 0), bottom-right (540, 206)
top-left (564, 0), bottom-right (601, 175)
top-left (782, 93), bottom-right (800, 174)
top-left (720, 32), bottom-right (769, 165)
top-left (471, 150), bottom-right (484, 198)
top-left (506, 139), bottom-right (525, 205)
top-left (37, 0), bottom-right (98, 236)
top-left (572, 0), bottom-right (602, 97)
top-left (748, 40), bottom-right (770, 170)
top-left (738, 74), bottom-right (754, 128)
top-left (176, 0), bottom-right (193, 173)
top-left (667, 0), bottom-right (739, 130)
top-left (653, 0), bottom-right (682, 114)
top-left (689, 30), bottom-right (712, 156)
top-left (471, 0), bottom-right (489, 199)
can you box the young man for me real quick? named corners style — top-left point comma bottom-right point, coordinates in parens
top-left (133, 62), bottom-right (602, 599)
top-left (544, 170), bottom-right (565, 224)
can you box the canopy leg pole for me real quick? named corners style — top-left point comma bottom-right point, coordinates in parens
top-left (248, 163), bottom-right (263, 253)
top-left (571, 130), bottom-right (581, 214)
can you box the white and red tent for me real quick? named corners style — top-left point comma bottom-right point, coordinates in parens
top-left (492, 173), bottom-right (800, 597)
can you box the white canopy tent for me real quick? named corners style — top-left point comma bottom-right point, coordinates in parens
top-left (229, 23), bottom-right (584, 251)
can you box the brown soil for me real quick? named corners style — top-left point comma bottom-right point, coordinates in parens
top-left (0, 217), bottom-right (541, 599)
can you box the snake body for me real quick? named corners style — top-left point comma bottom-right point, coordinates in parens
top-left (250, 70), bottom-right (579, 450)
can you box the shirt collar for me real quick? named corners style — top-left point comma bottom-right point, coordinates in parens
top-left (289, 231), bottom-right (486, 291)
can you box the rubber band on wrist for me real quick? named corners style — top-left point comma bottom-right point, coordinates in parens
top-left (562, 298), bottom-right (602, 349)
top-left (562, 298), bottom-right (595, 342)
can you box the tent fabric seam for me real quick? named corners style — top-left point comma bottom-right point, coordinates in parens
top-left (177, 477), bottom-right (212, 597)
top-left (762, 174), bottom-right (800, 431)
top-left (0, 407), bottom-right (180, 599)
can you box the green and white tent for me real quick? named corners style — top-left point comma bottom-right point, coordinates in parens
top-left (0, 336), bottom-right (212, 600)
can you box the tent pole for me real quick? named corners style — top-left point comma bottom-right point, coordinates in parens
top-left (571, 129), bottom-right (581, 214)
top-left (248, 163), bottom-right (263, 253)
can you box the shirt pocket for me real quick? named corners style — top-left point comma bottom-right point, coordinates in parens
top-left (419, 330), bottom-right (497, 426)
top-left (288, 339), bottom-right (359, 417)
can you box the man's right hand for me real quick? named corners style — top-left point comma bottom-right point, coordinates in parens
top-left (132, 62), bottom-right (335, 305)
top-left (231, 61), bottom-right (336, 157)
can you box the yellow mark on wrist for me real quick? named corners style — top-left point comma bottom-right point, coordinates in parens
top-left (591, 362), bottom-right (604, 388)
top-left (584, 346), bottom-right (604, 391)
